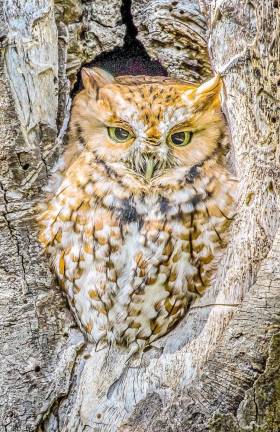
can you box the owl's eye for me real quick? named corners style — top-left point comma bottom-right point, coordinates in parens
top-left (170, 131), bottom-right (193, 146)
top-left (108, 127), bottom-right (132, 142)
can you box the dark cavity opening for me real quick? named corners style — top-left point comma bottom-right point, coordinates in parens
top-left (73, 0), bottom-right (167, 96)
top-left (91, 0), bottom-right (167, 77)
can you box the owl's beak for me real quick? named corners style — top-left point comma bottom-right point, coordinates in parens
top-left (145, 157), bottom-right (155, 180)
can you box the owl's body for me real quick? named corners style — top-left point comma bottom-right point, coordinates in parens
top-left (38, 69), bottom-right (235, 353)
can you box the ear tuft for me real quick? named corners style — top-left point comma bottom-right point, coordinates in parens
top-left (81, 67), bottom-right (115, 94)
top-left (196, 74), bottom-right (221, 96)
top-left (186, 74), bottom-right (222, 109)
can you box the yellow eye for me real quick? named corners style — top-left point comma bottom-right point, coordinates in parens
top-left (169, 131), bottom-right (193, 146)
top-left (108, 127), bottom-right (132, 142)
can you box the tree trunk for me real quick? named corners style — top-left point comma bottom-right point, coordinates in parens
top-left (0, 1), bottom-right (279, 431)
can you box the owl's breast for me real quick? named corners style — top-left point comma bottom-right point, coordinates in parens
top-left (72, 193), bottom-right (205, 347)
top-left (103, 204), bottom-right (192, 348)
top-left (39, 169), bottom-right (234, 350)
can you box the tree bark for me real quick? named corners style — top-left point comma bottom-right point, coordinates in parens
top-left (0, 1), bottom-right (279, 432)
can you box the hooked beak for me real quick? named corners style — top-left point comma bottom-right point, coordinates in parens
top-left (145, 157), bottom-right (155, 180)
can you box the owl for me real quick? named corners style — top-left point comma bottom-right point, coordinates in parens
top-left (38, 67), bottom-right (235, 355)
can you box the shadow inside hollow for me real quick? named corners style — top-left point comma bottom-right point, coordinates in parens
top-left (91, 0), bottom-right (167, 77)
top-left (73, 0), bottom-right (167, 96)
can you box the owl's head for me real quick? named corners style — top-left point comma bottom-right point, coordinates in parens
top-left (71, 67), bottom-right (224, 183)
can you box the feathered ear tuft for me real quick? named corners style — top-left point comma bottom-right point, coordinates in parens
top-left (182, 74), bottom-right (222, 109)
top-left (195, 74), bottom-right (222, 109)
top-left (81, 67), bottom-right (115, 95)
top-left (196, 74), bottom-right (221, 96)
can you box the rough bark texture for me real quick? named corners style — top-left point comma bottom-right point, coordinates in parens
top-left (0, 1), bottom-right (124, 431)
top-left (131, 0), bottom-right (211, 81)
top-left (0, 1), bottom-right (279, 432)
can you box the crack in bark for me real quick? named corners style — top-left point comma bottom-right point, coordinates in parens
top-left (0, 181), bottom-right (29, 292)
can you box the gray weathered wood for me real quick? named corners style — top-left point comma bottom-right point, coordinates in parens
top-left (0, 1), bottom-right (124, 430)
top-left (0, 1), bottom-right (279, 431)
top-left (131, 0), bottom-right (211, 81)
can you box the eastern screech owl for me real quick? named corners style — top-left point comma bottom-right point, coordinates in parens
top-left (38, 68), bottom-right (235, 355)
